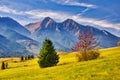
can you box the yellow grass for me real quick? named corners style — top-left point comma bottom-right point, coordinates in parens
top-left (0, 47), bottom-right (120, 80)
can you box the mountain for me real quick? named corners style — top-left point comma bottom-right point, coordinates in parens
top-left (0, 28), bottom-right (39, 51)
top-left (0, 17), bottom-right (31, 36)
top-left (0, 28), bottom-right (31, 41)
top-left (26, 17), bottom-right (120, 51)
top-left (25, 21), bottom-right (41, 33)
top-left (0, 17), bottom-right (40, 57)
top-left (96, 27), bottom-right (120, 37)
top-left (0, 35), bottom-right (29, 57)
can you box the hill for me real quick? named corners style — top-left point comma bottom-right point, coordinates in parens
top-left (0, 35), bottom-right (29, 57)
top-left (0, 17), bottom-right (30, 35)
top-left (0, 17), bottom-right (40, 57)
top-left (0, 47), bottom-right (120, 80)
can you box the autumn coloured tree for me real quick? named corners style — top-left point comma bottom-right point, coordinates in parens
top-left (72, 30), bottom-right (99, 61)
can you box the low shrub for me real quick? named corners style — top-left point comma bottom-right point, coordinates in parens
top-left (21, 56), bottom-right (24, 61)
top-left (1, 61), bottom-right (5, 70)
top-left (76, 52), bottom-right (83, 62)
top-left (5, 62), bottom-right (8, 69)
top-left (76, 50), bottom-right (100, 62)
top-left (28, 55), bottom-right (31, 60)
top-left (25, 56), bottom-right (28, 60)
top-left (31, 55), bottom-right (34, 59)
top-left (87, 50), bottom-right (100, 60)
top-left (1, 62), bottom-right (8, 70)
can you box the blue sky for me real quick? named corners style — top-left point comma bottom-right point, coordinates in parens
top-left (0, 0), bottom-right (120, 36)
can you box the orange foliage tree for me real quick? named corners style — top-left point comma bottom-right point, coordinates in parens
top-left (71, 30), bottom-right (99, 61)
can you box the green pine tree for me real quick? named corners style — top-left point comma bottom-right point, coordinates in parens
top-left (38, 38), bottom-right (59, 68)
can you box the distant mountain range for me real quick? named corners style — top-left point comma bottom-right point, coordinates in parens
top-left (0, 17), bottom-right (120, 57)
top-left (25, 17), bottom-right (120, 50)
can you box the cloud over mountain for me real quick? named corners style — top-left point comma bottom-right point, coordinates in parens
top-left (0, 0), bottom-right (120, 36)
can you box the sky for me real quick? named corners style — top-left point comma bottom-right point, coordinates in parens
top-left (0, 0), bottom-right (120, 36)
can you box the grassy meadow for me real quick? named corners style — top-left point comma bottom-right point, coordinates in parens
top-left (0, 47), bottom-right (120, 80)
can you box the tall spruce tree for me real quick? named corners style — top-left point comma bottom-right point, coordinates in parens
top-left (38, 38), bottom-right (59, 68)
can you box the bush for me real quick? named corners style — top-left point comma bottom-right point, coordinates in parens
top-left (25, 56), bottom-right (28, 60)
top-left (5, 62), bottom-right (8, 69)
top-left (75, 52), bottom-right (82, 62)
top-left (1, 61), bottom-right (5, 70)
top-left (87, 50), bottom-right (100, 60)
top-left (28, 55), bottom-right (31, 60)
top-left (21, 56), bottom-right (24, 61)
top-left (76, 50), bottom-right (100, 62)
top-left (31, 55), bottom-right (34, 59)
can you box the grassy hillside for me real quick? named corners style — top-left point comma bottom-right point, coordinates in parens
top-left (0, 47), bottom-right (120, 80)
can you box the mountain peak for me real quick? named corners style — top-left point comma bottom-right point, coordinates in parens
top-left (25, 21), bottom-right (41, 33)
top-left (41, 17), bottom-right (56, 28)
top-left (43, 17), bottom-right (54, 22)
top-left (0, 17), bottom-right (15, 22)
top-left (64, 19), bottom-right (75, 23)
top-left (0, 17), bottom-right (31, 35)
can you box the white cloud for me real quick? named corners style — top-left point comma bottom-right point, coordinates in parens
top-left (72, 16), bottom-right (120, 30)
top-left (77, 8), bottom-right (91, 16)
top-left (25, 9), bottom-right (120, 30)
top-left (0, 6), bottom-right (23, 15)
top-left (51, 0), bottom-right (97, 8)
top-left (50, 0), bottom-right (97, 16)
top-left (0, 5), bottom-right (119, 31)
top-left (25, 10), bottom-right (70, 22)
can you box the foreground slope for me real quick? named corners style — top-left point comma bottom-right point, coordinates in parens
top-left (0, 47), bottom-right (120, 80)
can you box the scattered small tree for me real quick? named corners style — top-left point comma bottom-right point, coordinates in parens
top-left (1, 61), bottom-right (5, 70)
top-left (25, 56), bottom-right (28, 60)
top-left (31, 55), bottom-right (34, 59)
top-left (5, 62), bottom-right (8, 69)
top-left (72, 30), bottom-right (100, 61)
top-left (21, 56), bottom-right (24, 61)
top-left (28, 55), bottom-right (31, 60)
top-left (38, 38), bottom-right (59, 68)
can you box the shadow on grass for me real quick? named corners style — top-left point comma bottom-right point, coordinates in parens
top-left (58, 62), bottom-right (74, 66)
top-left (8, 65), bottom-right (28, 69)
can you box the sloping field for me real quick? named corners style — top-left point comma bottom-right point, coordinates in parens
top-left (0, 47), bottom-right (120, 80)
